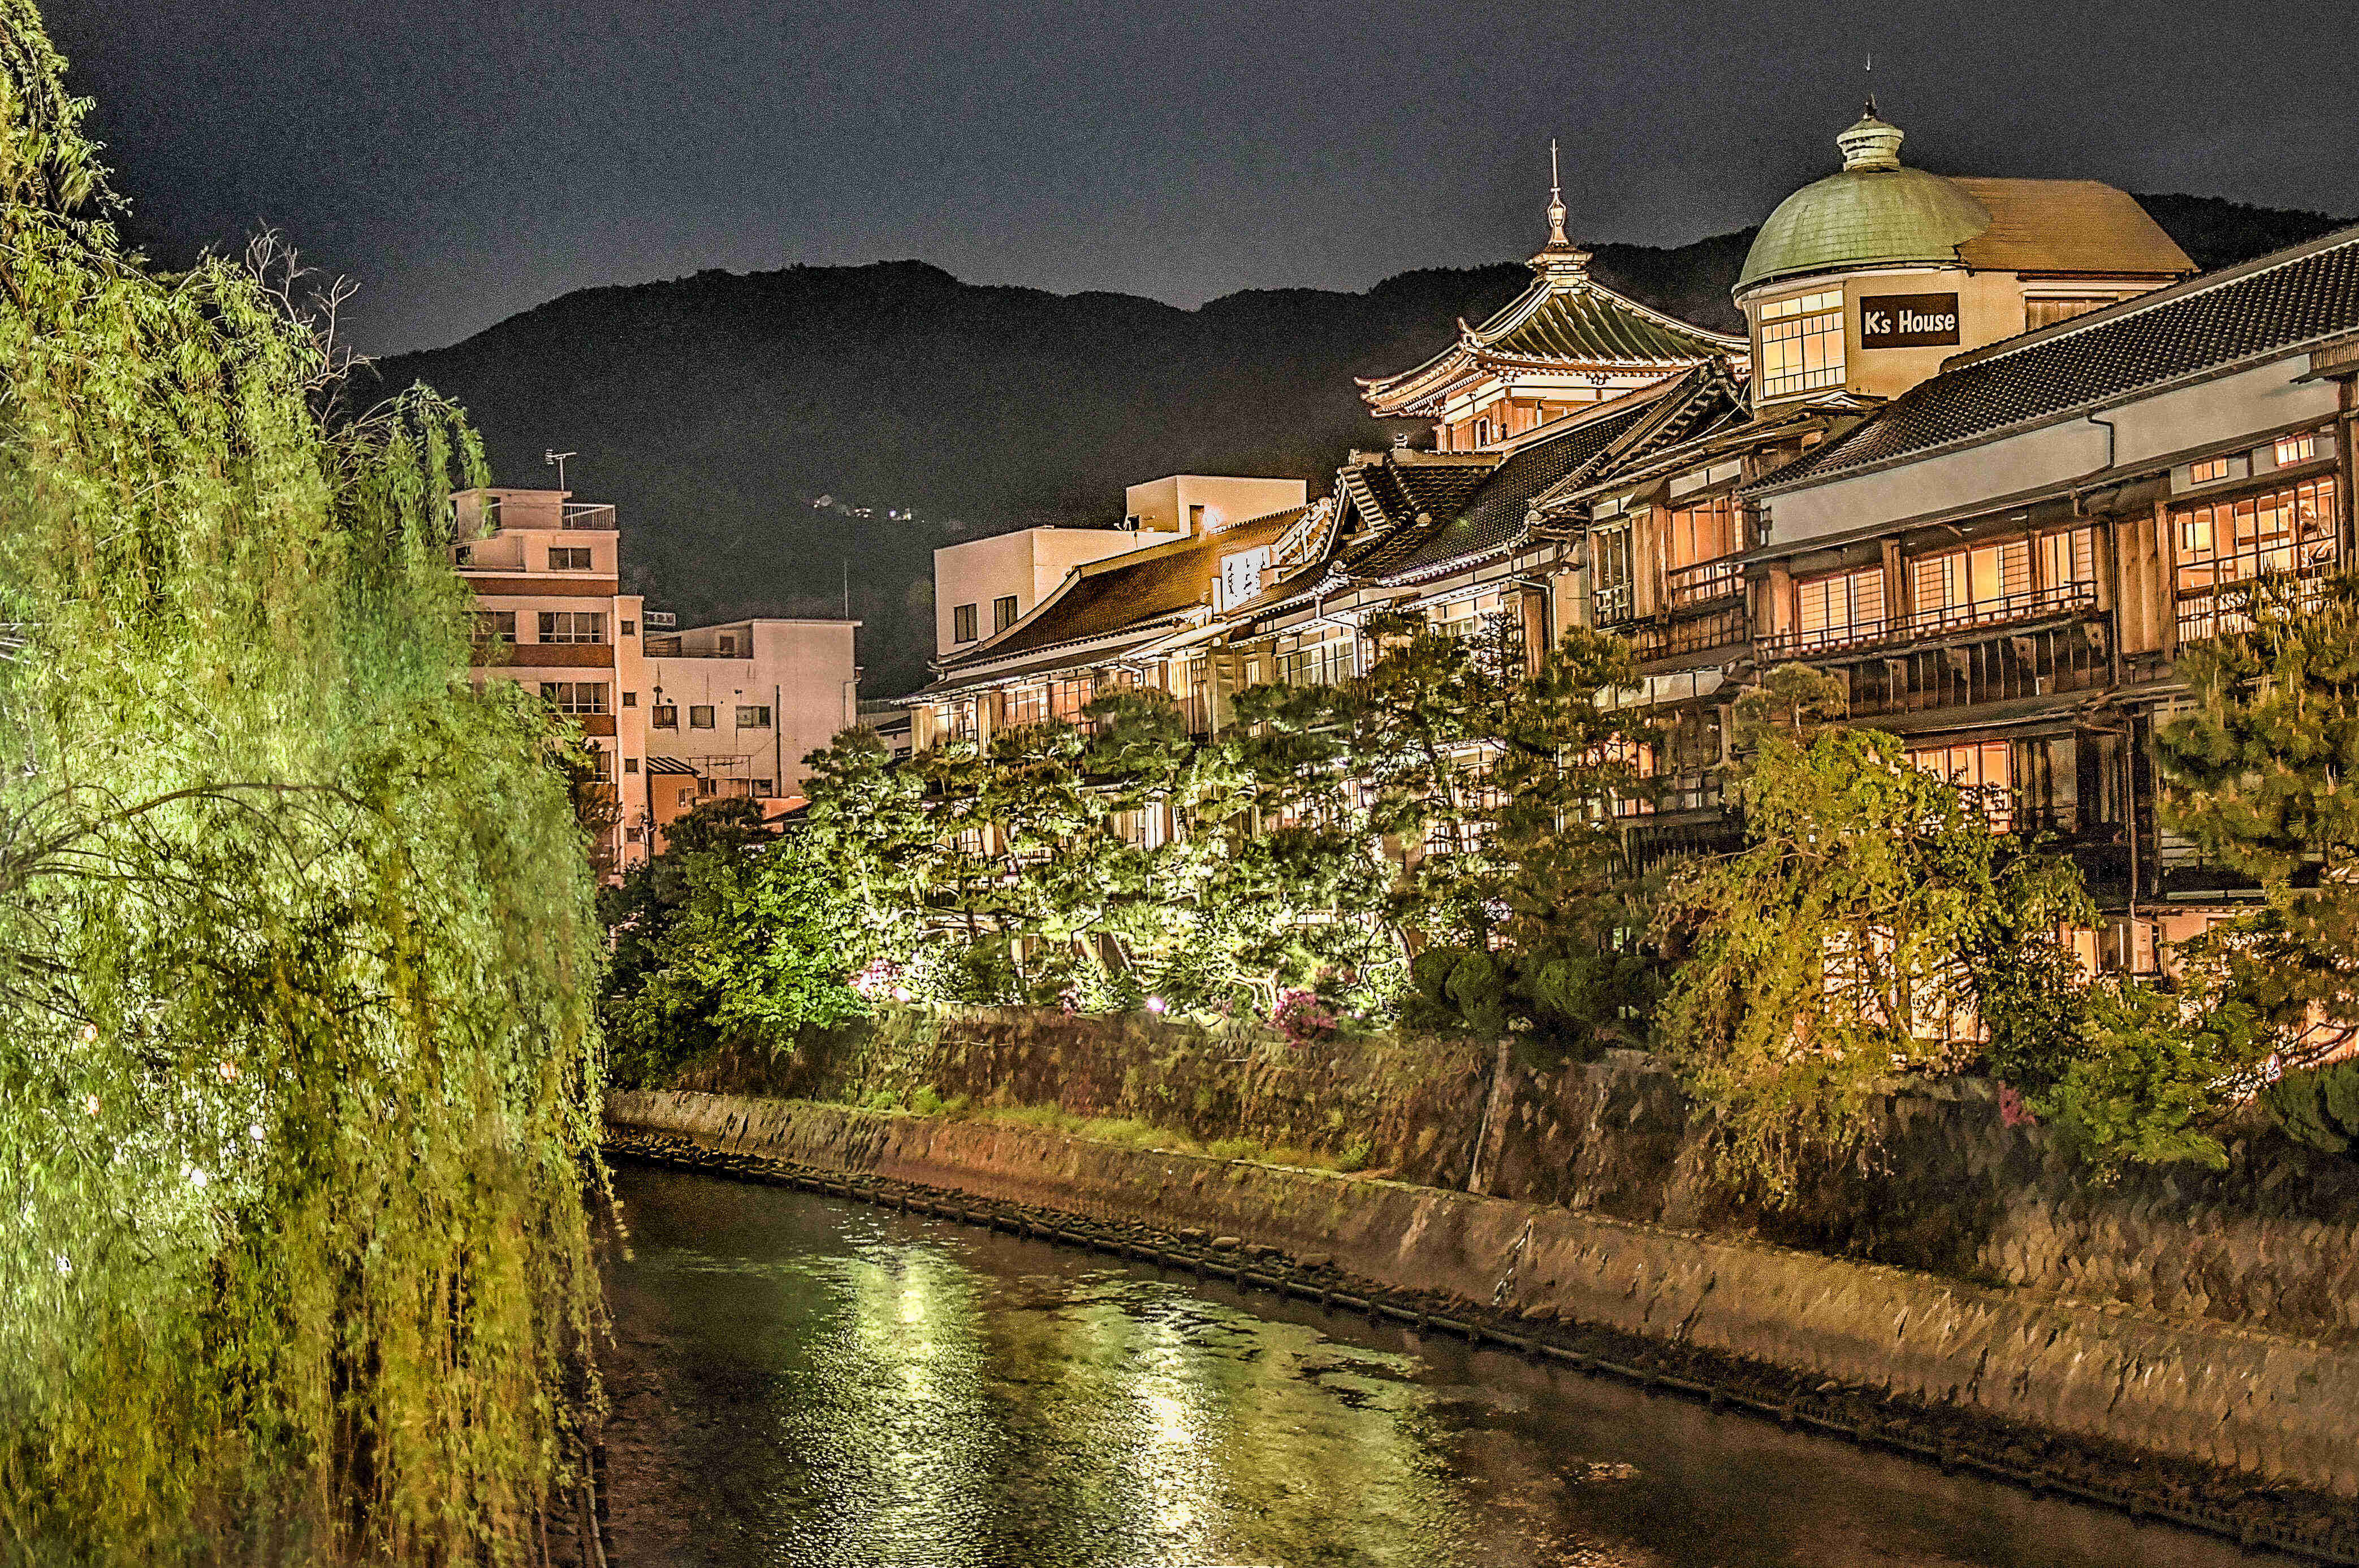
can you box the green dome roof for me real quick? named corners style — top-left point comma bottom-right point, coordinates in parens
top-left (1736, 109), bottom-right (1994, 294)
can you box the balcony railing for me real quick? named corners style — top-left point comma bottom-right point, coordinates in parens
top-left (561, 503), bottom-right (617, 531)
top-left (2175, 559), bottom-right (2340, 645)
top-left (1663, 556), bottom-right (1744, 610)
top-left (1631, 605), bottom-right (1749, 663)
top-left (1760, 580), bottom-right (2098, 659)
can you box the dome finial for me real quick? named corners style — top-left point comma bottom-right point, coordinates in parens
top-left (1836, 101), bottom-right (1906, 172)
top-left (1545, 137), bottom-right (1571, 249)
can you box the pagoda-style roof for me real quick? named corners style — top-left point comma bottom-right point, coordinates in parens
top-left (1361, 247), bottom-right (1746, 419)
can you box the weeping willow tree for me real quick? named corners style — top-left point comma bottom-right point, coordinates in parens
top-left (0, 8), bottom-right (604, 1563)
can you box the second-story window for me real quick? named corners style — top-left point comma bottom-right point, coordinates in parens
top-left (993, 595), bottom-right (1019, 633)
top-left (1591, 524), bottom-right (1635, 624)
top-left (548, 547), bottom-right (593, 570)
top-left (2175, 476), bottom-right (2339, 594)
top-left (736, 705), bottom-right (771, 728)
top-left (538, 611), bottom-right (606, 643)
top-left (1912, 538), bottom-right (2030, 626)
top-left (1758, 289), bottom-right (1844, 398)
top-left (651, 703), bottom-right (677, 728)
top-left (954, 603), bottom-right (978, 642)
top-left (1664, 495), bottom-right (1738, 571)
top-left (689, 706), bottom-right (715, 729)
top-left (538, 682), bottom-right (608, 715)
top-left (470, 610), bottom-right (516, 646)
top-left (1796, 566), bottom-right (1886, 648)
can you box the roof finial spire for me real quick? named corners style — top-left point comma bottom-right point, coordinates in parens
top-left (1545, 137), bottom-right (1571, 250)
top-left (1864, 51), bottom-right (1877, 119)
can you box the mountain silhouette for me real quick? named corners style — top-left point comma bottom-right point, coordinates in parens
top-left (375, 195), bottom-right (2347, 698)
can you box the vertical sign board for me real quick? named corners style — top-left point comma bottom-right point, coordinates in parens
top-left (1859, 293), bottom-right (1960, 349)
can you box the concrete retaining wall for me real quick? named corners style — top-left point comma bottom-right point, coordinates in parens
top-left (609, 1088), bottom-right (2359, 1498)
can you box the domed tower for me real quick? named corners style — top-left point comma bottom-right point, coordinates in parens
top-left (1735, 102), bottom-right (2193, 407)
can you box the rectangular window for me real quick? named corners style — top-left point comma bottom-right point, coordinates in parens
top-left (993, 595), bottom-right (1019, 633)
top-left (2188, 455), bottom-right (2246, 487)
top-left (620, 619), bottom-right (636, 637)
top-left (547, 547), bottom-right (593, 570)
top-left (1909, 741), bottom-right (2014, 831)
top-left (697, 777), bottom-right (718, 797)
top-left (752, 779), bottom-right (774, 797)
top-left (953, 603), bottom-right (978, 642)
top-left (1911, 537), bottom-right (2032, 625)
top-left (2025, 297), bottom-right (2113, 330)
top-left (2174, 476), bottom-right (2340, 593)
top-left (2276, 430), bottom-right (2321, 466)
top-left (2039, 528), bottom-right (2097, 593)
top-left (537, 610), bottom-right (606, 643)
top-left (651, 704), bottom-right (677, 728)
top-left (621, 690), bottom-right (637, 708)
top-left (1004, 684), bottom-right (1047, 726)
top-left (1796, 566), bottom-right (1886, 647)
top-left (1592, 524), bottom-right (1635, 624)
top-left (470, 610), bottom-right (516, 645)
top-left (623, 757), bottom-right (640, 774)
top-left (1757, 289), bottom-right (1846, 398)
top-left (1049, 677), bottom-right (1092, 723)
top-left (736, 705), bottom-right (771, 728)
top-left (537, 682), bottom-right (608, 715)
top-left (1664, 494), bottom-right (1738, 571)
top-left (585, 746), bottom-right (612, 783)
top-left (689, 705), bottom-right (715, 729)
top-left (1188, 504), bottom-right (1207, 531)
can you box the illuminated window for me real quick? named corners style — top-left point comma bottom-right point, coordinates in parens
top-left (994, 595), bottom-right (1019, 633)
top-left (1005, 684), bottom-right (1047, 726)
top-left (547, 547), bottom-right (593, 570)
top-left (1049, 677), bottom-right (1094, 722)
top-left (2188, 455), bottom-right (2244, 486)
top-left (953, 603), bottom-right (978, 642)
top-left (537, 611), bottom-right (606, 643)
top-left (1592, 523), bottom-right (1635, 624)
top-left (1664, 494), bottom-right (1738, 570)
top-left (1911, 538), bottom-right (2030, 623)
top-left (2174, 477), bottom-right (2339, 593)
top-left (2276, 430), bottom-right (2321, 466)
top-left (1757, 289), bottom-right (1845, 398)
top-left (2040, 528), bottom-right (2096, 593)
top-left (1909, 741), bottom-right (2013, 831)
top-left (1795, 566), bottom-right (1885, 646)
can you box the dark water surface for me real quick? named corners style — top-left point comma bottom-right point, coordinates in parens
top-left (602, 1164), bottom-right (2249, 1568)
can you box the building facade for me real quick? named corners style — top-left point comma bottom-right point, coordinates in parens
top-left (453, 487), bottom-right (859, 872)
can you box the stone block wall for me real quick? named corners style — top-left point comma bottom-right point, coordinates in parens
top-left (668, 1005), bottom-right (2359, 1344)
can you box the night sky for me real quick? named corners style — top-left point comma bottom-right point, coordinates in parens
top-left (54, 0), bottom-right (2359, 354)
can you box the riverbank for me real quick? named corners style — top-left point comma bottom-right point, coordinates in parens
top-left (605, 1091), bottom-right (2359, 1558)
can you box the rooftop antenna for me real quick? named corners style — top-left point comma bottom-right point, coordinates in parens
top-left (1864, 52), bottom-right (1877, 117)
top-left (543, 449), bottom-right (576, 491)
top-left (842, 559), bottom-right (850, 619)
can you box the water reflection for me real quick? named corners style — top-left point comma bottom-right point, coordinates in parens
top-left (604, 1167), bottom-right (2248, 1568)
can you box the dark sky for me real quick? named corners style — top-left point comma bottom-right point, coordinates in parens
top-left (53, 0), bottom-right (2359, 354)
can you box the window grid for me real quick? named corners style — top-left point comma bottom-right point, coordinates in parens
top-left (1758, 290), bottom-right (1844, 398)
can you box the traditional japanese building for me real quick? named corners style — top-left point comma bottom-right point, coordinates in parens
top-left (1358, 152), bottom-right (1745, 452)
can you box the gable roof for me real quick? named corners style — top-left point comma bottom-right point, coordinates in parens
top-left (1360, 261), bottom-right (1744, 417)
top-left (927, 506), bottom-right (1305, 688)
top-left (1752, 223), bottom-right (2359, 492)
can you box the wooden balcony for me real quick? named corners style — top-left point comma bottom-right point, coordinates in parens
top-left (1758, 580), bottom-right (2098, 661)
top-left (1662, 555), bottom-right (1744, 610)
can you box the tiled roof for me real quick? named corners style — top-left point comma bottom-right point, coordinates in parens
top-left (1950, 179), bottom-right (2194, 277)
top-left (937, 505), bottom-right (1304, 670)
top-left (1479, 279), bottom-right (1745, 364)
top-left (1754, 225), bottom-right (2359, 490)
top-left (1362, 266), bottom-right (1742, 414)
top-left (1374, 400), bottom-right (1660, 582)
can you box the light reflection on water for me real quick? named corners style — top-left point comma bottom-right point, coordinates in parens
top-left (604, 1167), bottom-right (2249, 1568)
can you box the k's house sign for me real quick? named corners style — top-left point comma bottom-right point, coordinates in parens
top-left (1860, 292), bottom-right (1960, 349)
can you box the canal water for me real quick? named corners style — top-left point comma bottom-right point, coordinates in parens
top-left (600, 1164), bottom-right (2250, 1568)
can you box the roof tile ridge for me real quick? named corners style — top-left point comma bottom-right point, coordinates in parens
top-left (1942, 221), bottom-right (2359, 375)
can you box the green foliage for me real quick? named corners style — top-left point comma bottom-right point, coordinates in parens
top-left (2157, 573), bottom-right (2359, 1061)
top-left (2262, 1057), bottom-right (2359, 1157)
top-left (602, 815), bottom-right (867, 1085)
top-left (0, 7), bottom-right (602, 1558)
top-left (1654, 667), bottom-right (2093, 1198)
top-left (2036, 980), bottom-right (2269, 1177)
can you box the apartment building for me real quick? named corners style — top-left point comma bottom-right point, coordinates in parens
top-left (452, 487), bottom-right (859, 872)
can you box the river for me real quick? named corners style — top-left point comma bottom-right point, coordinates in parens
top-left (598, 1163), bottom-right (2252, 1568)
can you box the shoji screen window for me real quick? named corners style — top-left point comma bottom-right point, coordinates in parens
top-left (1795, 567), bottom-right (1886, 649)
top-left (1912, 538), bottom-right (2030, 628)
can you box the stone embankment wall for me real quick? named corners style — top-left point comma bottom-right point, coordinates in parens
top-left (677, 1006), bottom-right (2359, 1343)
top-left (608, 1089), bottom-right (2359, 1498)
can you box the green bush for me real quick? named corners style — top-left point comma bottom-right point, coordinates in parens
top-left (2261, 1060), bottom-right (2359, 1156)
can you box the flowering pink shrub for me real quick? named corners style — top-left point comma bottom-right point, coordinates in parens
top-left (1997, 1082), bottom-right (2038, 1128)
top-left (1270, 988), bottom-right (1338, 1048)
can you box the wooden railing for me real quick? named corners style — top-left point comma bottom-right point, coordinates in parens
top-left (1759, 580), bottom-right (2097, 659)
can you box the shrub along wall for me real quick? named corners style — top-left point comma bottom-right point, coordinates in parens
top-left (675, 1005), bottom-right (2359, 1344)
